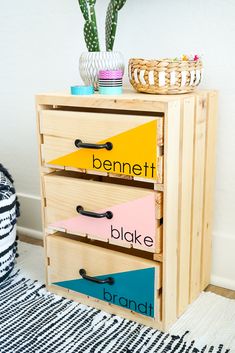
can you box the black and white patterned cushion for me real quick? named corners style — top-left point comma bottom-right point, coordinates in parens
top-left (0, 164), bottom-right (19, 282)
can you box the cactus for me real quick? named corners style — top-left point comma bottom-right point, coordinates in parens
top-left (78, 0), bottom-right (89, 20)
top-left (87, 0), bottom-right (99, 44)
top-left (78, 0), bottom-right (127, 52)
top-left (84, 21), bottom-right (100, 52)
top-left (78, 0), bottom-right (100, 51)
top-left (113, 0), bottom-right (127, 11)
top-left (105, 0), bottom-right (127, 51)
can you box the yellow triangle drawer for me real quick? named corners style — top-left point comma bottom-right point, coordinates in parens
top-left (40, 110), bottom-right (163, 183)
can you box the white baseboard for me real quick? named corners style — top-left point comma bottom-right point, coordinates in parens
top-left (211, 231), bottom-right (235, 291)
top-left (211, 275), bottom-right (235, 291)
top-left (17, 192), bottom-right (42, 233)
top-left (17, 226), bottom-right (43, 240)
top-left (16, 193), bottom-right (235, 291)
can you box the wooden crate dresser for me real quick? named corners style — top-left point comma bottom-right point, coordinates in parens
top-left (36, 89), bottom-right (218, 331)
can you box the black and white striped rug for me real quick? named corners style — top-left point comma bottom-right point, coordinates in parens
top-left (0, 270), bottom-right (230, 353)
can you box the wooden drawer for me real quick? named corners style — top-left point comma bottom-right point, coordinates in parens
top-left (40, 110), bottom-right (163, 182)
top-left (47, 234), bottom-right (161, 319)
top-left (44, 174), bottom-right (163, 253)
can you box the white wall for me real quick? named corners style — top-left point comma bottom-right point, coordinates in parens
top-left (1, 0), bottom-right (235, 289)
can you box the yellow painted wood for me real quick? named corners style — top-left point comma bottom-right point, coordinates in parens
top-left (41, 110), bottom-right (162, 180)
top-left (48, 123), bottom-right (158, 179)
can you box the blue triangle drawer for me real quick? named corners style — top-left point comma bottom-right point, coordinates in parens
top-left (46, 234), bottom-right (162, 323)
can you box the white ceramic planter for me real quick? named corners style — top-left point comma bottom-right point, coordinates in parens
top-left (79, 51), bottom-right (125, 89)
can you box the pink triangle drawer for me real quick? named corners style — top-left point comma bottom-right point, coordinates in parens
top-left (43, 172), bottom-right (163, 254)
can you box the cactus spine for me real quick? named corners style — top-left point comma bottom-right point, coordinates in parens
top-left (105, 0), bottom-right (127, 51)
top-left (78, 0), bottom-right (100, 52)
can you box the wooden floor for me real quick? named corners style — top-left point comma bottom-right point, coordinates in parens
top-left (18, 233), bottom-right (235, 300)
top-left (205, 284), bottom-right (235, 299)
top-left (19, 233), bottom-right (43, 247)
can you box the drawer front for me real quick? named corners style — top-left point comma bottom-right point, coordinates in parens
top-left (47, 235), bottom-right (161, 318)
top-left (44, 175), bottom-right (163, 253)
top-left (40, 110), bottom-right (163, 181)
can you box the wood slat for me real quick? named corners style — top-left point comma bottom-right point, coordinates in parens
top-left (155, 192), bottom-right (163, 219)
top-left (155, 225), bottom-right (163, 255)
top-left (44, 174), bottom-right (161, 214)
top-left (153, 253), bottom-right (163, 262)
top-left (201, 92), bottom-right (218, 290)
top-left (40, 110), bottom-right (163, 146)
top-left (177, 96), bottom-right (195, 315)
top-left (162, 100), bottom-right (181, 329)
top-left (190, 92), bottom-right (207, 302)
top-left (36, 89), bottom-right (173, 113)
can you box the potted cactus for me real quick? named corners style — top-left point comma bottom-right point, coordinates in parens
top-left (78, 0), bottom-right (127, 88)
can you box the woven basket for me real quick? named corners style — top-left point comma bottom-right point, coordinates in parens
top-left (129, 58), bottom-right (203, 94)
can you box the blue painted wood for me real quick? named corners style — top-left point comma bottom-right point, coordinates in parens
top-left (54, 267), bottom-right (155, 317)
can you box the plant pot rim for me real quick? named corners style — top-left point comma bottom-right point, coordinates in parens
top-left (81, 51), bottom-right (123, 54)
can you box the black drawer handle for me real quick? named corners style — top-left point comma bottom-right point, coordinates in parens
top-left (76, 206), bottom-right (113, 219)
top-left (79, 269), bottom-right (114, 285)
top-left (74, 139), bottom-right (113, 151)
